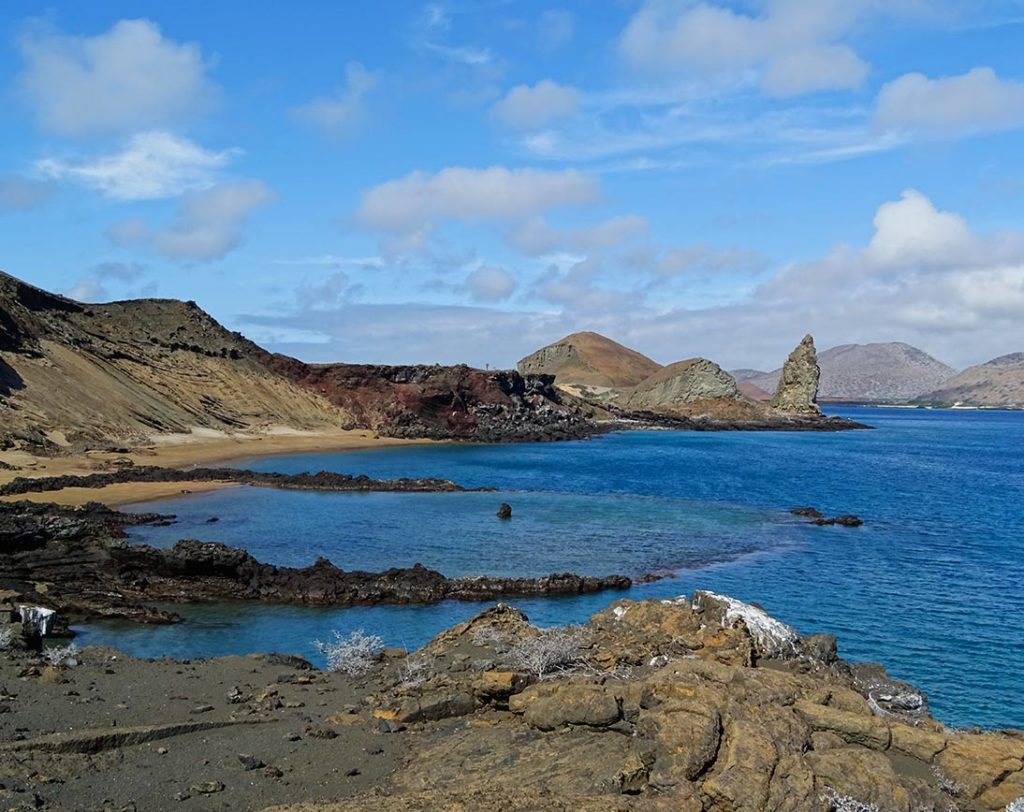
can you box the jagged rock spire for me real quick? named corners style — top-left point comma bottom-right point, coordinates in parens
top-left (770, 334), bottom-right (821, 415)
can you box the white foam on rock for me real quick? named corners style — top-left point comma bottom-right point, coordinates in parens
top-left (691, 591), bottom-right (800, 657)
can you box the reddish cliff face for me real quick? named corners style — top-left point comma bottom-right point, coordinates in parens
top-left (261, 356), bottom-right (593, 442)
top-left (0, 270), bottom-right (591, 450)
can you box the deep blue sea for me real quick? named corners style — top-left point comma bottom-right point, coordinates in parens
top-left (74, 407), bottom-right (1024, 730)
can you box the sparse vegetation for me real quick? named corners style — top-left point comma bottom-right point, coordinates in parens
top-left (0, 626), bottom-right (14, 651)
top-left (505, 626), bottom-right (589, 678)
top-left (471, 625), bottom-right (512, 652)
top-left (820, 787), bottom-right (882, 812)
top-left (41, 642), bottom-right (79, 667)
top-left (932, 765), bottom-right (964, 797)
top-left (314, 629), bottom-right (384, 675)
top-left (397, 652), bottom-right (436, 688)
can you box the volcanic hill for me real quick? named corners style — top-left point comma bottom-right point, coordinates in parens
top-left (0, 271), bottom-right (585, 451)
top-left (916, 353), bottom-right (1024, 408)
top-left (740, 342), bottom-right (956, 403)
top-left (516, 331), bottom-right (661, 389)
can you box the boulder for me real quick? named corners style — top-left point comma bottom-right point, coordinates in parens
top-left (794, 700), bottom-right (891, 751)
top-left (635, 705), bottom-right (721, 783)
top-left (511, 682), bottom-right (622, 731)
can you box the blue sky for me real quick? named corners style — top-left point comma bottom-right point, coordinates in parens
top-left (2, 1), bottom-right (1024, 371)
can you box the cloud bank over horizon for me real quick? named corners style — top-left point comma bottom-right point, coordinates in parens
top-left (3, 2), bottom-right (1024, 372)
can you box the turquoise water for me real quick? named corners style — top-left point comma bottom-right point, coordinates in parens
top-left (75, 407), bottom-right (1024, 730)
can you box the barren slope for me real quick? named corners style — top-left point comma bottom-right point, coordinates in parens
top-left (517, 331), bottom-right (662, 388)
top-left (916, 353), bottom-right (1024, 407)
top-left (0, 271), bottom-right (590, 451)
top-left (743, 342), bottom-right (955, 402)
top-left (0, 272), bottom-right (350, 449)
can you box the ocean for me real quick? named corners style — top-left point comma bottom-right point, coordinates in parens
top-left (75, 406), bottom-right (1024, 730)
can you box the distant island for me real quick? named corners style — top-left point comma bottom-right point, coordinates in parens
top-left (734, 342), bottom-right (1022, 409)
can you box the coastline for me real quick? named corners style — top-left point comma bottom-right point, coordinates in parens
top-left (3, 594), bottom-right (1021, 810)
top-left (0, 428), bottom-right (444, 507)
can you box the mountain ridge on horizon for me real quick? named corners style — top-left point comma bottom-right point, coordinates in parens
top-left (518, 329), bottom-right (1022, 408)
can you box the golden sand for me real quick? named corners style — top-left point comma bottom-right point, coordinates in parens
top-left (0, 428), bottom-right (439, 507)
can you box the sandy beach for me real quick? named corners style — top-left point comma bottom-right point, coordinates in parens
top-left (0, 428), bottom-right (440, 507)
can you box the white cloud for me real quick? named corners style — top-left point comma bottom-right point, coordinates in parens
top-left (466, 265), bottom-right (517, 302)
top-left (875, 67), bottom-right (1024, 134)
top-left (761, 44), bottom-right (870, 97)
top-left (236, 190), bottom-right (1024, 370)
top-left (507, 215), bottom-right (648, 256)
top-left (491, 80), bottom-right (580, 130)
top-left (109, 180), bottom-right (273, 260)
top-left (0, 175), bottom-right (54, 211)
top-left (17, 18), bottom-right (216, 136)
top-left (65, 261), bottom-right (147, 302)
top-left (357, 166), bottom-right (600, 233)
top-left (538, 9), bottom-right (574, 50)
top-left (747, 189), bottom-right (1024, 365)
top-left (36, 131), bottom-right (237, 201)
top-left (240, 302), bottom-right (564, 368)
top-left (863, 189), bottom-right (974, 268)
top-left (293, 62), bottom-right (378, 139)
top-left (618, 0), bottom-right (868, 97)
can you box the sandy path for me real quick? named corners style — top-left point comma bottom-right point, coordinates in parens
top-left (0, 428), bottom-right (441, 507)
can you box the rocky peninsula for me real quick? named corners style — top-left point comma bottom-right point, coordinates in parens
top-left (1, 593), bottom-right (1021, 811)
top-left (0, 500), bottom-right (631, 626)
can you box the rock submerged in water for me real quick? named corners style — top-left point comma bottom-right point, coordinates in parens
top-left (496, 503), bottom-right (512, 519)
top-left (791, 507), bottom-right (864, 527)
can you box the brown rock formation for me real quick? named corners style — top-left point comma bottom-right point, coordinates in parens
top-left (516, 331), bottom-right (662, 389)
top-left (276, 597), bottom-right (1019, 811)
top-left (770, 334), bottom-right (822, 415)
top-left (1, 595), bottom-right (1018, 810)
top-left (0, 270), bottom-right (591, 450)
top-left (621, 358), bottom-right (764, 419)
top-left (262, 359), bottom-right (591, 442)
top-left (743, 341), bottom-right (956, 403)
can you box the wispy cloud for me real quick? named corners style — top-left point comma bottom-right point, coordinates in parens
top-left (293, 62), bottom-right (379, 140)
top-left (36, 131), bottom-right (238, 200)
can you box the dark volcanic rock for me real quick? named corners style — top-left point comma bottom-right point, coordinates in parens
top-left (0, 501), bottom-right (631, 626)
top-left (496, 503), bottom-right (512, 519)
top-left (0, 466), bottom-right (473, 498)
top-left (262, 357), bottom-right (595, 443)
top-left (792, 508), bottom-right (864, 527)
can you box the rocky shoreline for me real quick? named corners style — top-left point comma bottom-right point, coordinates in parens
top-left (1, 593), bottom-right (1021, 811)
top-left (0, 465), bottom-right (479, 498)
top-left (605, 410), bottom-right (868, 432)
top-left (0, 500), bottom-right (631, 627)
